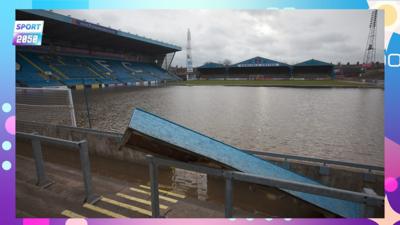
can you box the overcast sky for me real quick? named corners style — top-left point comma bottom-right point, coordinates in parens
top-left (56, 10), bottom-right (384, 67)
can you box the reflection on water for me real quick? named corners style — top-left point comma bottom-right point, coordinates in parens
top-left (74, 86), bottom-right (383, 166)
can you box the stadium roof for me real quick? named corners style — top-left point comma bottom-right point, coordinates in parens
top-left (294, 59), bottom-right (333, 67)
top-left (16, 10), bottom-right (181, 54)
top-left (232, 56), bottom-right (289, 68)
top-left (198, 62), bottom-right (225, 69)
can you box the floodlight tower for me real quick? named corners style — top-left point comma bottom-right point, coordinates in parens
top-left (186, 28), bottom-right (194, 80)
top-left (363, 9), bottom-right (378, 68)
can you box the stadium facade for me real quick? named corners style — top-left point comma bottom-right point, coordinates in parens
top-left (197, 62), bottom-right (226, 79)
top-left (198, 57), bottom-right (334, 80)
top-left (292, 59), bottom-right (334, 79)
top-left (16, 10), bottom-right (182, 88)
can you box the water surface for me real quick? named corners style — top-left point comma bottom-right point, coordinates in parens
top-left (73, 86), bottom-right (384, 166)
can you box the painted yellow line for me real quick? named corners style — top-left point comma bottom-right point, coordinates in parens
top-left (83, 203), bottom-right (127, 218)
top-left (58, 58), bottom-right (65, 65)
top-left (116, 193), bottom-right (168, 210)
top-left (17, 52), bottom-right (44, 73)
top-left (61, 210), bottom-right (85, 218)
top-left (87, 66), bottom-right (105, 78)
top-left (101, 197), bottom-right (152, 217)
top-left (139, 185), bottom-right (186, 199)
top-left (129, 187), bottom-right (178, 203)
top-left (75, 84), bottom-right (85, 90)
top-left (48, 64), bottom-right (69, 79)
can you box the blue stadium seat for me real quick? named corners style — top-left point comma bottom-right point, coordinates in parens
top-left (16, 54), bottom-right (63, 87)
top-left (16, 50), bottom-right (179, 87)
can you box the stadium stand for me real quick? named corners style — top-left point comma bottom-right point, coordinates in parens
top-left (292, 59), bottom-right (333, 80)
top-left (198, 57), bottom-right (291, 80)
top-left (16, 10), bottom-right (181, 88)
top-left (16, 52), bottom-right (63, 87)
top-left (197, 62), bottom-right (227, 79)
top-left (197, 58), bottom-right (339, 81)
top-left (16, 50), bottom-right (179, 87)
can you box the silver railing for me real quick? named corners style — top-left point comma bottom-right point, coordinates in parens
top-left (243, 150), bottom-right (383, 173)
top-left (16, 132), bottom-right (101, 204)
top-left (145, 155), bottom-right (383, 218)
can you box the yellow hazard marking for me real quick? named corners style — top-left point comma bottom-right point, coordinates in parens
top-left (116, 192), bottom-right (168, 210)
top-left (83, 203), bottom-right (127, 218)
top-left (61, 209), bottom-right (85, 218)
top-left (48, 64), bottom-right (69, 79)
top-left (87, 66), bottom-right (104, 78)
top-left (17, 52), bottom-right (44, 73)
top-left (129, 187), bottom-right (178, 203)
top-left (139, 185), bottom-right (186, 199)
top-left (101, 197), bottom-right (152, 217)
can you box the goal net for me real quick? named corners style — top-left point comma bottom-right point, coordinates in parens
top-left (16, 86), bottom-right (77, 127)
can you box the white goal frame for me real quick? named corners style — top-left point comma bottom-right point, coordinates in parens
top-left (16, 86), bottom-right (77, 127)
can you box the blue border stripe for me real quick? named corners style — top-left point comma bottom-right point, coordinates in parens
top-left (32, 0), bottom-right (89, 9)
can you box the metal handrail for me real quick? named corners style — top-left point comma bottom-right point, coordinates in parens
top-left (146, 155), bottom-right (383, 218)
top-left (17, 120), bottom-right (383, 173)
top-left (16, 131), bottom-right (100, 204)
top-left (243, 149), bottom-right (383, 172)
top-left (17, 131), bottom-right (83, 148)
top-left (230, 171), bottom-right (382, 205)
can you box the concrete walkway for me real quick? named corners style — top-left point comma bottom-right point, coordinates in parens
top-left (16, 155), bottom-right (258, 218)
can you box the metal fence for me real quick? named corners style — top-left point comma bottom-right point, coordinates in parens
top-left (16, 132), bottom-right (100, 204)
top-left (145, 155), bottom-right (384, 218)
top-left (244, 149), bottom-right (383, 173)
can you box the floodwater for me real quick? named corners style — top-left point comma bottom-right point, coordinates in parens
top-left (73, 85), bottom-right (384, 167)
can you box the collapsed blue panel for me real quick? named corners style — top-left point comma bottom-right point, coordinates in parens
top-left (124, 108), bottom-right (364, 217)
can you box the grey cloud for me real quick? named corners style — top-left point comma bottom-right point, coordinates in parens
top-left (55, 9), bottom-right (384, 66)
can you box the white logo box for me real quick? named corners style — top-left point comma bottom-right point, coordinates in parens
top-left (14, 20), bottom-right (44, 33)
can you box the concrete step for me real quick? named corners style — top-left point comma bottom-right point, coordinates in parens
top-left (16, 153), bottom-right (268, 218)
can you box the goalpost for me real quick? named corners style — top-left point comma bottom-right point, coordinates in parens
top-left (16, 86), bottom-right (77, 127)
